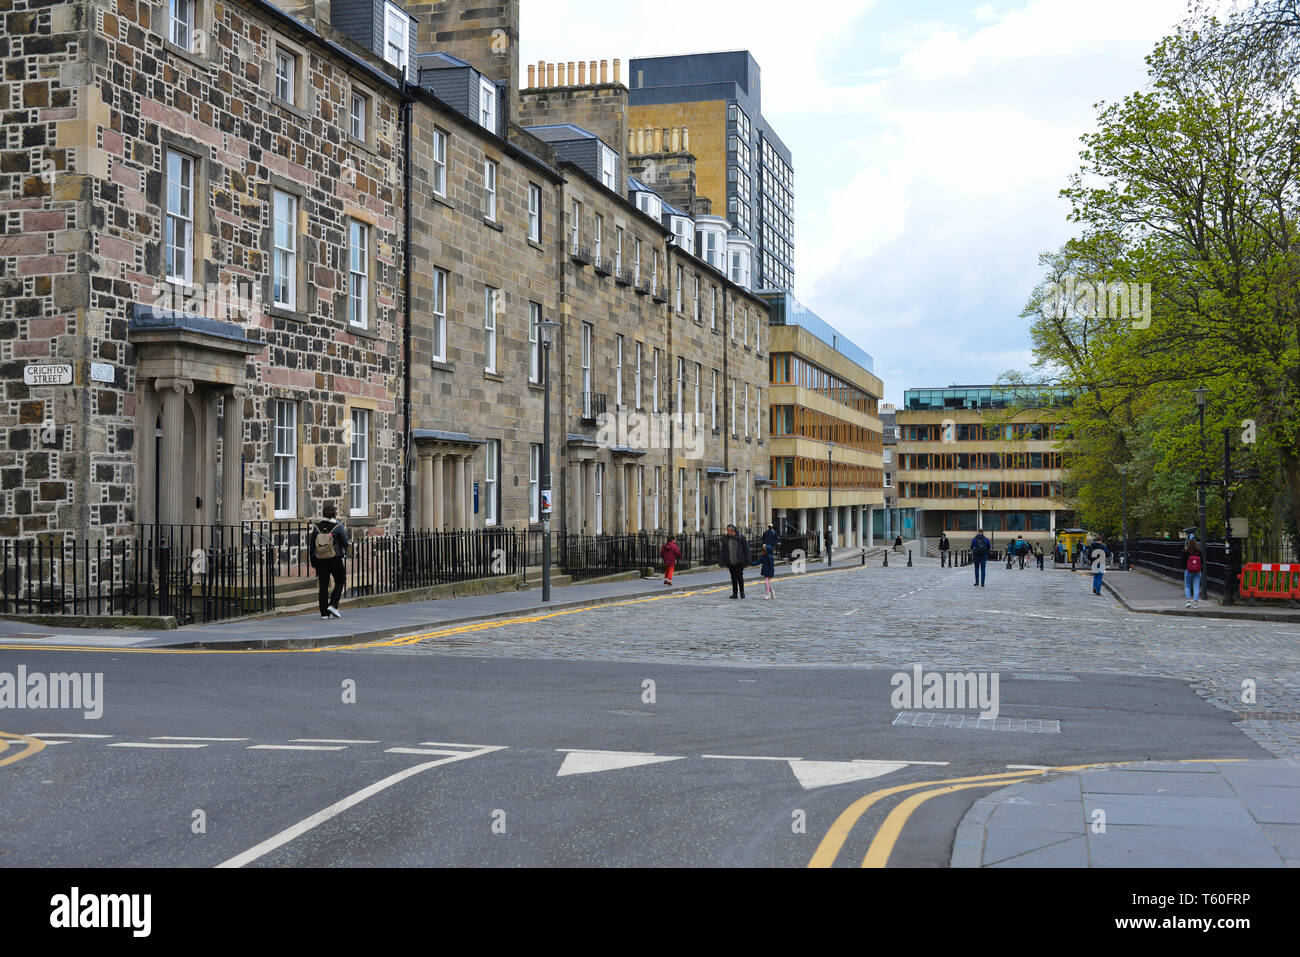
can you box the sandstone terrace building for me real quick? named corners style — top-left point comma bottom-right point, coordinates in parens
top-left (1, 0), bottom-right (774, 547)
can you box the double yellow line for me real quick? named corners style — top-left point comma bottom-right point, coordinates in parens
top-left (0, 731), bottom-right (45, 768)
top-left (811, 758), bottom-right (1250, 867)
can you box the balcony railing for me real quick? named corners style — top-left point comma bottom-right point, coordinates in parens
top-left (580, 391), bottom-right (607, 424)
top-left (635, 278), bottom-right (650, 296)
top-left (651, 285), bottom-right (668, 304)
top-left (594, 256), bottom-right (613, 276)
top-left (570, 243), bottom-right (592, 266)
top-left (616, 267), bottom-right (633, 287)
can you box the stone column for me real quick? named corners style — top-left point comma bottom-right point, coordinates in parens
top-left (798, 508), bottom-right (807, 534)
top-left (866, 506), bottom-right (875, 547)
top-left (583, 461), bottom-right (596, 533)
top-left (419, 453), bottom-right (434, 530)
top-left (453, 454), bottom-right (466, 530)
top-left (203, 390), bottom-right (219, 527)
top-left (157, 378), bottom-right (193, 528)
top-left (138, 380), bottom-right (158, 527)
top-left (220, 387), bottom-right (246, 527)
top-left (626, 464), bottom-right (638, 532)
top-left (432, 453), bottom-right (445, 529)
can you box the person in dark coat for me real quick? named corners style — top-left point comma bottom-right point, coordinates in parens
top-left (719, 523), bottom-right (750, 599)
top-left (939, 533), bottom-right (950, 566)
top-left (309, 503), bottom-right (351, 619)
top-left (762, 523), bottom-right (780, 555)
top-left (761, 542), bottom-right (776, 599)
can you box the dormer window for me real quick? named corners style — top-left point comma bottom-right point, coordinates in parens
top-left (479, 77), bottom-right (498, 132)
top-left (635, 191), bottom-right (662, 221)
top-left (670, 216), bottom-right (694, 256)
top-left (383, 2), bottom-right (408, 72)
top-left (600, 145), bottom-right (618, 189)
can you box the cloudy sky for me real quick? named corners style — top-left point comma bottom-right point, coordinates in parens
top-left (521, 0), bottom-right (1193, 405)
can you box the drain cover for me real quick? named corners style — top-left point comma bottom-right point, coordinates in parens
top-left (893, 712), bottom-right (1061, 733)
top-left (1011, 673), bottom-right (1081, 682)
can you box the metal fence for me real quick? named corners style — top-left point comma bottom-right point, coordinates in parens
top-left (1129, 538), bottom-right (1243, 601)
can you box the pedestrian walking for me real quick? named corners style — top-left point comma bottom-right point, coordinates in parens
top-left (1086, 536), bottom-right (1111, 596)
top-left (310, 503), bottom-right (350, 620)
top-left (939, 533), bottom-right (950, 567)
top-left (761, 542), bottom-right (776, 599)
top-left (719, 524), bottom-right (750, 599)
top-left (1034, 543), bottom-right (1044, 570)
top-left (894, 535), bottom-right (904, 553)
top-left (1182, 537), bottom-right (1204, 609)
top-left (1014, 535), bottom-right (1028, 569)
top-left (660, 534), bottom-right (681, 586)
top-left (762, 522), bottom-right (780, 553)
top-left (971, 529), bottom-right (990, 587)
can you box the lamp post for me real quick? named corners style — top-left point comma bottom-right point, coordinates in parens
top-left (1116, 460), bottom-right (1131, 571)
top-left (1194, 386), bottom-right (1207, 546)
top-left (539, 318), bottom-right (562, 602)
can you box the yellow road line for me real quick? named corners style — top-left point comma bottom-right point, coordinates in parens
top-left (862, 779), bottom-right (1023, 868)
top-left (0, 731), bottom-right (46, 768)
top-left (0, 563), bottom-right (868, 656)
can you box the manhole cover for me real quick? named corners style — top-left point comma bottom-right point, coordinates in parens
top-left (893, 711), bottom-right (1060, 733)
top-left (1011, 673), bottom-right (1081, 682)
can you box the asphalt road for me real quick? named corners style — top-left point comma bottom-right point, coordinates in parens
top-left (2, 556), bottom-right (1283, 867)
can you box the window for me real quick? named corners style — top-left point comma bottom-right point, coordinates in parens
top-left (169, 0), bottom-right (194, 51)
top-left (431, 268), bottom-right (447, 363)
top-left (676, 356), bottom-right (684, 426)
top-left (484, 286), bottom-right (498, 373)
top-left (272, 189), bottom-right (296, 310)
top-left (484, 160), bottom-right (497, 221)
top-left (693, 276), bottom-right (700, 322)
top-left (349, 408), bottom-right (369, 515)
top-left (479, 76), bottom-right (498, 132)
top-left (615, 227), bottom-right (624, 273)
top-left (711, 288), bottom-right (717, 329)
top-left (484, 439), bottom-right (499, 525)
top-left (653, 466), bottom-right (661, 528)
top-left (594, 463), bottom-right (604, 534)
top-left (731, 377), bottom-right (736, 435)
top-left (571, 201), bottom-right (581, 253)
top-left (164, 149), bottom-right (193, 285)
top-left (635, 342), bottom-right (643, 408)
top-left (275, 49), bottom-right (296, 105)
top-left (432, 128), bottom-right (448, 196)
top-left (384, 2), bottom-right (408, 72)
top-left (594, 215), bottom-right (603, 262)
top-left (676, 469), bottom-right (685, 532)
top-left (600, 144), bottom-right (618, 189)
top-left (529, 302), bottom-right (542, 383)
top-left (633, 240), bottom-right (641, 283)
top-left (528, 183), bottom-right (541, 242)
top-left (615, 335), bottom-right (624, 406)
top-left (883, 449), bottom-right (892, 465)
top-left (348, 220), bottom-right (368, 328)
top-left (744, 384), bottom-right (750, 437)
top-left (529, 443), bottom-right (541, 522)
top-left (695, 470), bottom-right (702, 530)
top-left (349, 92), bottom-right (367, 141)
top-left (652, 349), bottom-right (659, 413)
top-left (694, 362), bottom-right (701, 420)
top-left (273, 400), bottom-right (297, 518)
top-left (883, 472), bottom-right (892, 489)
top-left (711, 370), bottom-right (718, 429)
top-left (675, 266), bottom-right (683, 312)
top-left (581, 322), bottom-right (593, 417)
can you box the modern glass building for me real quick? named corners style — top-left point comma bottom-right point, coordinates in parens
top-left (627, 52), bottom-right (794, 292)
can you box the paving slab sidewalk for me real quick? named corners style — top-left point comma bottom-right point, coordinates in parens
top-left (1103, 568), bottom-right (1300, 623)
top-left (0, 560), bottom-right (822, 651)
top-left (952, 758), bottom-right (1300, 867)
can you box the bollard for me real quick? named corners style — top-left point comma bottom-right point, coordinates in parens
top-left (907, 549), bottom-right (913, 567)
top-left (860, 547), bottom-right (865, 567)
top-left (883, 550), bottom-right (889, 567)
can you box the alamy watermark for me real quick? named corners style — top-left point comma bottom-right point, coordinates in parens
top-left (595, 410), bottom-right (705, 459)
top-left (890, 664), bottom-right (1000, 719)
top-left (1041, 274), bottom-right (1151, 329)
top-left (0, 666), bottom-right (103, 719)
top-left (148, 279), bottom-right (262, 323)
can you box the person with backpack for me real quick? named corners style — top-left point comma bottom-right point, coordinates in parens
top-left (971, 529), bottom-right (990, 587)
top-left (660, 534), bottom-right (681, 586)
top-left (719, 524), bottom-right (750, 599)
top-left (1086, 536), bottom-right (1111, 596)
top-left (310, 503), bottom-right (350, 619)
top-left (761, 541), bottom-right (776, 600)
top-left (939, 533), bottom-right (950, 567)
top-left (1033, 542), bottom-right (1044, 570)
top-left (1013, 535), bottom-right (1028, 569)
top-left (1182, 538), bottom-right (1204, 609)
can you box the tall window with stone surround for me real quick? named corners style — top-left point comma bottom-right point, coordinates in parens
top-left (349, 220), bottom-right (369, 329)
top-left (169, 0), bottom-right (194, 50)
top-left (484, 286), bottom-right (498, 373)
top-left (432, 268), bottom-right (447, 363)
top-left (484, 159), bottom-right (497, 221)
top-left (484, 439), bottom-right (499, 526)
top-left (164, 149), bottom-right (193, 285)
top-left (432, 128), bottom-right (448, 196)
top-left (529, 444), bottom-right (541, 523)
top-left (272, 190), bottom-right (296, 310)
top-left (529, 302), bottom-right (542, 383)
top-left (528, 183), bottom-right (541, 242)
top-left (349, 408), bottom-right (370, 516)
top-left (273, 400), bottom-right (297, 519)
top-left (275, 49), bottom-right (296, 104)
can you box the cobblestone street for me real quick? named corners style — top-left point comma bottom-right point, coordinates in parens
top-left (372, 559), bottom-right (1300, 758)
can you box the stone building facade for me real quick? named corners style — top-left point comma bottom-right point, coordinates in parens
top-left (2, 0), bottom-right (407, 545)
top-left (3, 0), bottom-right (776, 548)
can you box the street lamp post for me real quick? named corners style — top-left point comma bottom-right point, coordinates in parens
top-left (827, 448), bottom-right (833, 567)
top-left (539, 319), bottom-right (561, 602)
top-left (1195, 386), bottom-right (1207, 546)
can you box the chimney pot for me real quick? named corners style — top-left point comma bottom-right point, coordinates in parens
top-left (546, 62), bottom-right (556, 87)
top-left (682, 127), bottom-right (690, 151)
top-left (527, 64), bottom-right (536, 87)
top-left (567, 61), bottom-right (576, 86)
top-left (600, 59), bottom-right (608, 83)
top-left (670, 127), bottom-right (680, 152)
top-left (578, 61), bottom-right (586, 85)
top-left (614, 59), bottom-right (621, 84)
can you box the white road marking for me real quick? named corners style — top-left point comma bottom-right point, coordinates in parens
top-left (247, 744), bottom-right (347, 751)
top-left (789, 760), bottom-right (909, 790)
top-left (1006, 764), bottom-right (1053, 770)
top-left (290, 739), bottom-right (380, 745)
top-left (217, 745), bottom-right (507, 868)
top-left (556, 749), bottom-right (685, 777)
top-left (702, 754), bottom-right (801, 761)
top-left (28, 733), bottom-right (113, 739)
top-left (385, 747), bottom-right (469, 756)
top-left (107, 742), bottom-right (207, 749)
top-left (418, 741), bottom-right (503, 749)
top-left (152, 736), bottom-right (249, 742)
